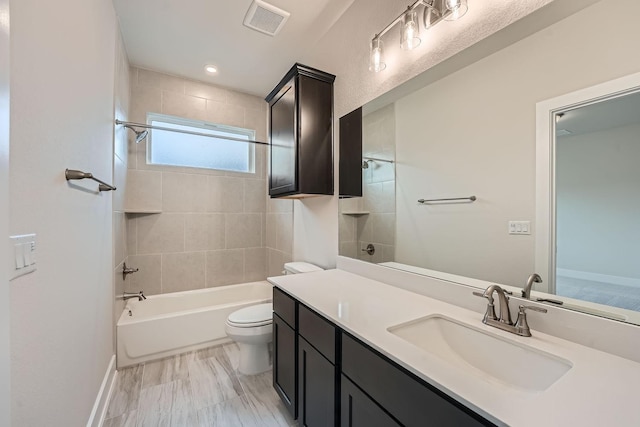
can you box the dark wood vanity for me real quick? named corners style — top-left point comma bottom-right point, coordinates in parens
top-left (272, 287), bottom-right (496, 427)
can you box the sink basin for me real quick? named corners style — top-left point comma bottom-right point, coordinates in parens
top-left (388, 315), bottom-right (572, 393)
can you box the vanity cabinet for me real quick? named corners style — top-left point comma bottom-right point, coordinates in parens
top-left (272, 287), bottom-right (495, 427)
top-left (265, 63), bottom-right (335, 198)
top-left (340, 375), bottom-right (400, 427)
top-left (298, 305), bottom-right (339, 426)
top-left (273, 288), bottom-right (297, 419)
top-left (342, 334), bottom-right (493, 427)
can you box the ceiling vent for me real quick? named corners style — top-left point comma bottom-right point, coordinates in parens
top-left (243, 0), bottom-right (290, 36)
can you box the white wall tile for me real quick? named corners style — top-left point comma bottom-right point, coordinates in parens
top-left (162, 91), bottom-right (207, 121)
top-left (162, 252), bottom-right (206, 293)
top-left (226, 213), bottom-right (262, 249)
top-left (184, 80), bottom-right (229, 103)
top-left (162, 172), bottom-right (208, 212)
top-left (137, 68), bottom-right (185, 94)
top-left (136, 213), bottom-right (185, 254)
top-left (206, 99), bottom-right (244, 128)
top-left (126, 170), bottom-right (162, 212)
top-left (128, 254), bottom-right (162, 296)
top-left (124, 67), bottom-right (285, 294)
top-left (244, 248), bottom-right (266, 282)
top-left (206, 250), bottom-right (244, 287)
top-left (244, 180), bottom-right (266, 213)
top-left (208, 176), bottom-right (244, 213)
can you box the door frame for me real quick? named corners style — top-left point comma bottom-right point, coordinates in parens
top-left (535, 71), bottom-right (640, 293)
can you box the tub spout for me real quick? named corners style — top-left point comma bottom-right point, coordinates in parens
top-left (122, 291), bottom-right (146, 301)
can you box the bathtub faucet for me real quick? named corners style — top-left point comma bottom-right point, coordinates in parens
top-left (122, 291), bottom-right (146, 301)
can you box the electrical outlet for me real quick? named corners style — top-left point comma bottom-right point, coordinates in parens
top-left (508, 221), bottom-right (531, 235)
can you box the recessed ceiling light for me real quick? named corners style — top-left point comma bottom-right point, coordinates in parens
top-left (204, 65), bottom-right (218, 74)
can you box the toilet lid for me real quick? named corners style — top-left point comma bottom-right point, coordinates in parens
top-left (228, 303), bottom-right (273, 326)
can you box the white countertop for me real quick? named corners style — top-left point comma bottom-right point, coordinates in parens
top-left (269, 269), bottom-right (640, 427)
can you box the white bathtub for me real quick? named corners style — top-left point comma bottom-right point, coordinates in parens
top-left (117, 281), bottom-right (272, 368)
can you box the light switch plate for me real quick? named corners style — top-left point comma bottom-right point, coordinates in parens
top-left (9, 234), bottom-right (37, 280)
top-left (508, 221), bottom-right (531, 235)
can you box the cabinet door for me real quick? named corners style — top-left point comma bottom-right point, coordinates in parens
top-left (341, 375), bottom-right (400, 427)
top-left (269, 80), bottom-right (297, 196)
top-left (342, 334), bottom-right (494, 427)
top-left (298, 337), bottom-right (336, 427)
top-left (273, 313), bottom-right (297, 419)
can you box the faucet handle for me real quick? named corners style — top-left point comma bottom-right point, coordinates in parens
top-left (472, 291), bottom-right (498, 321)
top-left (514, 305), bottom-right (547, 337)
top-left (519, 305), bottom-right (547, 314)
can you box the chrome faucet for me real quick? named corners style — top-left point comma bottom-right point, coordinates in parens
top-left (473, 285), bottom-right (547, 337)
top-left (121, 291), bottom-right (146, 301)
top-left (474, 285), bottom-right (512, 325)
top-left (522, 273), bottom-right (542, 299)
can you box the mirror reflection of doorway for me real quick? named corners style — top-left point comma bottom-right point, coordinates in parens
top-left (554, 92), bottom-right (640, 311)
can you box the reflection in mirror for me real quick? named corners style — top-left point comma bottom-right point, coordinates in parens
top-left (338, 0), bottom-right (640, 325)
top-left (551, 91), bottom-right (640, 312)
top-left (339, 103), bottom-right (396, 262)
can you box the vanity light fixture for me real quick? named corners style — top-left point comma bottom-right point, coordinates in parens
top-left (369, 0), bottom-right (469, 72)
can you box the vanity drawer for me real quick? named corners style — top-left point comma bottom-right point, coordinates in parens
top-left (273, 287), bottom-right (296, 329)
top-left (342, 334), bottom-right (494, 427)
top-left (298, 304), bottom-right (337, 364)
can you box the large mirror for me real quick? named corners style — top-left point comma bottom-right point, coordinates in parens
top-left (339, 0), bottom-right (640, 325)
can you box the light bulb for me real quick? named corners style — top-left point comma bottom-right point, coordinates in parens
top-left (400, 9), bottom-right (421, 50)
top-left (369, 37), bottom-right (386, 72)
top-left (444, 0), bottom-right (468, 21)
top-left (204, 65), bottom-right (218, 74)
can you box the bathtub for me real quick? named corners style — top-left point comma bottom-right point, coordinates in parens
top-left (117, 281), bottom-right (272, 368)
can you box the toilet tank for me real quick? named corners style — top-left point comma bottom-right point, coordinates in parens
top-left (283, 262), bottom-right (323, 275)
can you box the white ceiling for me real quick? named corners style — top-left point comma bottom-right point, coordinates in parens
top-left (557, 90), bottom-right (640, 137)
top-left (113, 0), bottom-right (355, 97)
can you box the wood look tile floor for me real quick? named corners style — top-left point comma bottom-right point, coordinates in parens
top-left (104, 343), bottom-right (296, 427)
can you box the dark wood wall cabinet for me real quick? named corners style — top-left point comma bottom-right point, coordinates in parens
top-left (338, 107), bottom-right (363, 198)
top-left (265, 63), bottom-right (335, 199)
top-left (272, 287), bottom-right (497, 427)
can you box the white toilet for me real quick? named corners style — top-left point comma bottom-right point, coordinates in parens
top-left (225, 262), bottom-right (323, 375)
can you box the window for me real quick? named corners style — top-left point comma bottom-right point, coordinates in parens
top-left (147, 113), bottom-right (256, 173)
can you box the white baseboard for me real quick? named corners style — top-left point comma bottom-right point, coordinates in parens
top-left (87, 355), bottom-right (117, 427)
top-left (557, 268), bottom-right (640, 289)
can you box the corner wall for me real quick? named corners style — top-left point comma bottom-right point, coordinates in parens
top-left (9, 0), bottom-right (117, 424)
top-left (0, 0), bottom-right (10, 423)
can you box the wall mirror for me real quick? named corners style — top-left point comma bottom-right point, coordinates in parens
top-left (338, 0), bottom-right (640, 325)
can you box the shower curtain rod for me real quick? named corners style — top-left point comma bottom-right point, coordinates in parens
top-left (114, 120), bottom-right (269, 145)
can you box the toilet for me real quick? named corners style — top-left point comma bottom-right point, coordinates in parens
top-left (225, 262), bottom-right (323, 375)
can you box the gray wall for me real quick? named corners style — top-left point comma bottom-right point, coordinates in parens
top-left (557, 122), bottom-right (640, 280)
top-left (9, 0), bottom-right (117, 424)
top-left (0, 0), bottom-right (10, 422)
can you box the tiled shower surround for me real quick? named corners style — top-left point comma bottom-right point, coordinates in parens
top-left (115, 67), bottom-right (293, 297)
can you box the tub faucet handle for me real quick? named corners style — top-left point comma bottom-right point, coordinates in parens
top-left (122, 262), bottom-right (139, 280)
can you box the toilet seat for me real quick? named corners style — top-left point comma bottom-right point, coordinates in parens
top-left (227, 303), bottom-right (272, 328)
